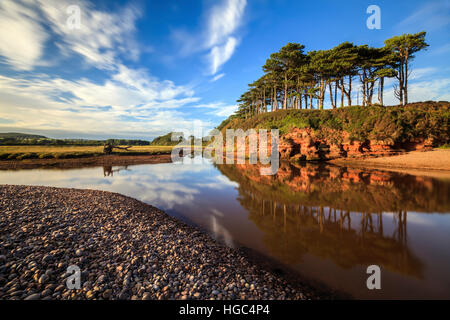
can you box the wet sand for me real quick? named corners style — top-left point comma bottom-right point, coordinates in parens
top-left (331, 149), bottom-right (450, 179)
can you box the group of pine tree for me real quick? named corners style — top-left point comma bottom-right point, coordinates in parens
top-left (236, 32), bottom-right (428, 118)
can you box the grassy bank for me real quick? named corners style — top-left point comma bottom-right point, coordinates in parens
top-left (0, 145), bottom-right (173, 161)
top-left (219, 101), bottom-right (450, 146)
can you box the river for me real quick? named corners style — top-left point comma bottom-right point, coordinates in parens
top-left (1, 156), bottom-right (449, 299)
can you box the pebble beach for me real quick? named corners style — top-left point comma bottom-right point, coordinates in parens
top-left (0, 185), bottom-right (307, 300)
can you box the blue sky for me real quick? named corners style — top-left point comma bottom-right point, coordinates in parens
top-left (0, 0), bottom-right (449, 140)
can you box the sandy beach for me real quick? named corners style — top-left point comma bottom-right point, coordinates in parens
top-left (331, 149), bottom-right (450, 178)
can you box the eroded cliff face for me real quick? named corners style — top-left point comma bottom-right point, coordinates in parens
top-left (278, 128), bottom-right (434, 161)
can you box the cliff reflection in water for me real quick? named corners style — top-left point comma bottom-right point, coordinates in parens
top-left (216, 162), bottom-right (450, 279)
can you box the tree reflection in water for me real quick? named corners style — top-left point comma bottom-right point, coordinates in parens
top-left (217, 162), bottom-right (450, 279)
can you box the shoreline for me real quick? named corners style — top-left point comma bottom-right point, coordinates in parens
top-left (330, 149), bottom-right (450, 179)
top-left (0, 185), bottom-right (329, 300)
top-left (0, 153), bottom-right (172, 170)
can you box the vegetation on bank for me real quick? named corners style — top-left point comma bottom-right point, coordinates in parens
top-left (0, 145), bottom-right (173, 161)
top-left (219, 102), bottom-right (450, 146)
top-left (150, 132), bottom-right (204, 146)
top-left (236, 32), bottom-right (428, 117)
top-left (150, 132), bottom-right (183, 146)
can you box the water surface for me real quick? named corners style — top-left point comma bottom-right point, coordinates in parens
top-left (1, 157), bottom-right (449, 299)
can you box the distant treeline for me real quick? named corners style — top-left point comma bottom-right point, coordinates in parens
top-left (0, 133), bottom-right (151, 146)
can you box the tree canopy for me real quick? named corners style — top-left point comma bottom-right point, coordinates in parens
top-left (235, 32), bottom-right (428, 118)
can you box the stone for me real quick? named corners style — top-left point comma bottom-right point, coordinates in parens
top-left (24, 293), bottom-right (41, 300)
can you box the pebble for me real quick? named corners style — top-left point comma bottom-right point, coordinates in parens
top-left (0, 185), bottom-right (308, 300)
top-left (24, 293), bottom-right (41, 300)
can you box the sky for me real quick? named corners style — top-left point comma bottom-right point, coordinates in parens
top-left (0, 0), bottom-right (449, 140)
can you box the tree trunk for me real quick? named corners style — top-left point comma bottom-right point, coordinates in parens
top-left (404, 54), bottom-right (408, 105)
top-left (334, 81), bottom-right (337, 107)
top-left (273, 86), bottom-right (277, 111)
top-left (304, 89), bottom-right (308, 109)
top-left (320, 78), bottom-right (325, 109)
top-left (263, 88), bottom-right (266, 112)
top-left (348, 76), bottom-right (352, 106)
top-left (329, 83), bottom-right (335, 108)
top-left (398, 60), bottom-right (404, 105)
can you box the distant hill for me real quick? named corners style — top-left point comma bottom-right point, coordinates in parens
top-left (0, 132), bottom-right (47, 139)
top-left (150, 132), bottom-right (185, 146)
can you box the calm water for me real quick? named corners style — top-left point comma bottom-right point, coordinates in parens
top-left (1, 157), bottom-right (449, 299)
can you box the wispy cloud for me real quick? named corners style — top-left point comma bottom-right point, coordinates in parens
top-left (383, 78), bottom-right (450, 105)
top-left (211, 73), bottom-right (225, 82)
top-left (0, 73), bottom-right (205, 137)
top-left (409, 67), bottom-right (437, 80)
top-left (38, 0), bottom-right (141, 70)
top-left (209, 37), bottom-right (239, 75)
top-left (396, 1), bottom-right (450, 31)
top-left (207, 0), bottom-right (246, 74)
top-left (173, 0), bottom-right (246, 75)
top-left (193, 102), bottom-right (238, 117)
top-left (0, 0), bottom-right (220, 139)
top-left (212, 104), bottom-right (238, 117)
top-left (0, 0), bottom-right (48, 70)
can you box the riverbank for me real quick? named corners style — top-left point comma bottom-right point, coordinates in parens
top-left (330, 149), bottom-right (450, 179)
top-left (0, 153), bottom-right (172, 170)
top-left (0, 185), bottom-right (311, 300)
top-left (220, 102), bottom-right (449, 162)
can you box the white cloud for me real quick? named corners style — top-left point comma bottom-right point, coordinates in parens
top-left (211, 73), bottom-right (225, 82)
top-left (0, 0), bottom-right (48, 70)
top-left (409, 67), bottom-right (436, 80)
top-left (0, 0), bottom-right (234, 138)
top-left (207, 0), bottom-right (246, 47)
top-left (383, 78), bottom-right (450, 105)
top-left (208, 104), bottom-right (238, 117)
top-left (38, 0), bottom-right (141, 70)
top-left (214, 105), bottom-right (238, 117)
top-left (173, 0), bottom-right (246, 75)
top-left (206, 0), bottom-right (246, 74)
top-left (0, 70), bottom-right (212, 139)
top-left (209, 37), bottom-right (238, 75)
top-left (0, 0), bottom-right (141, 71)
top-left (190, 102), bottom-right (238, 118)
